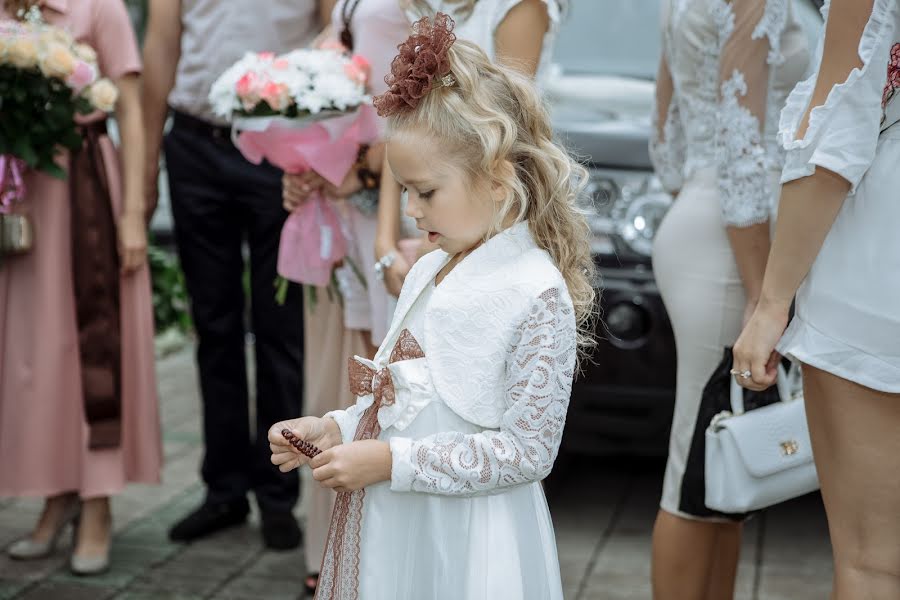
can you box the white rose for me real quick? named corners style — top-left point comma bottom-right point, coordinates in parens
top-left (38, 42), bottom-right (76, 79)
top-left (7, 37), bottom-right (39, 69)
top-left (88, 78), bottom-right (119, 112)
top-left (73, 43), bottom-right (98, 65)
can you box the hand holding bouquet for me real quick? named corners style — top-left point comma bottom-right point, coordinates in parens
top-left (0, 7), bottom-right (118, 204)
top-left (209, 45), bottom-right (379, 297)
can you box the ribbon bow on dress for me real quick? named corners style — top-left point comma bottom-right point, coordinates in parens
top-left (347, 329), bottom-right (428, 440)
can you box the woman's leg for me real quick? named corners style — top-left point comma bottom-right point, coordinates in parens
top-left (27, 493), bottom-right (79, 543)
top-left (652, 511), bottom-right (741, 600)
top-left (74, 496), bottom-right (112, 558)
top-left (803, 366), bottom-right (900, 599)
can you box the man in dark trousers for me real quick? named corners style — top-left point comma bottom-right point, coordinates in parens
top-left (142, 0), bottom-right (325, 549)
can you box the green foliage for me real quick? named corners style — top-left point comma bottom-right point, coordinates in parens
top-left (147, 243), bottom-right (192, 333)
top-left (0, 65), bottom-right (91, 179)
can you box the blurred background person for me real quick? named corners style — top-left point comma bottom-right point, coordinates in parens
top-left (648, 0), bottom-right (808, 598)
top-left (734, 1), bottom-right (900, 597)
top-left (281, 0), bottom-right (409, 593)
top-left (141, 0), bottom-right (321, 550)
top-left (1, 0), bottom-right (161, 576)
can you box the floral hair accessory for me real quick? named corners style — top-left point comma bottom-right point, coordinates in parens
top-left (373, 12), bottom-right (457, 117)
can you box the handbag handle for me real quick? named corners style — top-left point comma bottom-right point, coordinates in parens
top-left (729, 363), bottom-right (801, 415)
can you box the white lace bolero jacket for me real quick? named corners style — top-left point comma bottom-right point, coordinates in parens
top-left (326, 221), bottom-right (578, 497)
top-left (780, 0), bottom-right (900, 193)
top-left (649, 0), bottom-right (810, 227)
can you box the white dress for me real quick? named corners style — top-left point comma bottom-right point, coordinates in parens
top-left (407, 0), bottom-right (563, 83)
top-left (316, 222), bottom-right (575, 600)
top-left (776, 0), bottom-right (900, 392)
top-left (649, 0), bottom-right (809, 520)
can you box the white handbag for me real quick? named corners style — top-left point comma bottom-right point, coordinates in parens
top-left (704, 365), bottom-right (819, 513)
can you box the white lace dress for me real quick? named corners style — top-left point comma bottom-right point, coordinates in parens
top-left (649, 0), bottom-right (809, 519)
top-left (316, 224), bottom-right (574, 599)
top-left (776, 0), bottom-right (900, 392)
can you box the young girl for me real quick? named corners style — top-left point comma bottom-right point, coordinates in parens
top-left (269, 13), bottom-right (594, 599)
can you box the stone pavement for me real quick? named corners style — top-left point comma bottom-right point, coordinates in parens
top-left (1, 345), bottom-right (833, 599)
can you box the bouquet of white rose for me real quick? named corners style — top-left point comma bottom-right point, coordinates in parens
top-left (209, 45), bottom-right (379, 301)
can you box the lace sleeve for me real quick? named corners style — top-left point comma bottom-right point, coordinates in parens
top-left (649, 53), bottom-right (687, 194)
top-left (714, 0), bottom-right (784, 227)
top-left (389, 288), bottom-right (576, 497)
top-left (780, 0), bottom-right (897, 193)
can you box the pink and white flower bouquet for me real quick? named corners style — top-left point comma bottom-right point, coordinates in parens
top-left (209, 47), bottom-right (379, 297)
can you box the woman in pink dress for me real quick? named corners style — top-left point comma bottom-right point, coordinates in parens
top-left (0, 0), bottom-right (161, 576)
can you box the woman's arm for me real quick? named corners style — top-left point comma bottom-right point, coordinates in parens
top-left (493, 0), bottom-right (551, 76)
top-left (759, 0), bottom-right (877, 307)
top-left (115, 74), bottom-right (148, 273)
top-left (715, 0), bottom-right (782, 306)
top-left (733, 0), bottom-right (884, 388)
top-left (141, 0), bottom-right (182, 220)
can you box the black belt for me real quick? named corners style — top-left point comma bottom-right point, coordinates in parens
top-left (171, 110), bottom-right (233, 144)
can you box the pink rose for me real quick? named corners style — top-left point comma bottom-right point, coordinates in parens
top-left (236, 71), bottom-right (262, 110)
top-left (345, 54), bottom-right (371, 85)
top-left (260, 81), bottom-right (291, 112)
top-left (236, 71), bottom-right (259, 96)
top-left (66, 60), bottom-right (95, 91)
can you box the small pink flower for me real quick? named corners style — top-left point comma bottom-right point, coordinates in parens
top-left (349, 54), bottom-right (371, 83)
top-left (66, 60), bottom-right (95, 91)
top-left (261, 81), bottom-right (291, 111)
top-left (236, 71), bottom-right (259, 97)
top-left (258, 51), bottom-right (275, 61)
top-left (272, 58), bottom-right (290, 70)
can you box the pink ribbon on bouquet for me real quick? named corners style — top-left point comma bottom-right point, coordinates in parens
top-left (0, 155), bottom-right (27, 213)
top-left (233, 104), bottom-right (380, 286)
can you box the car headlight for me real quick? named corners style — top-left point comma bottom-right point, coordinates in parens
top-left (584, 169), bottom-right (673, 257)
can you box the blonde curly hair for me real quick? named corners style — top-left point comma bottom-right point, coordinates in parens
top-left (379, 28), bottom-right (598, 355)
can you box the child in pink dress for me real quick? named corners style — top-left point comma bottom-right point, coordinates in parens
top-left (0, 0), bottom-right (161, 575)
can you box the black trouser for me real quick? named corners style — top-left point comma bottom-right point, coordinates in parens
top-left (164, 111), bottom-right (303, 514)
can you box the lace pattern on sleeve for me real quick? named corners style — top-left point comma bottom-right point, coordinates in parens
top-left (391, 288), bottom-right (576, 496)
top-left (717, 70), bottom-right (774, 226)
top-left (714, 0), bottom-right (784, 227)
top-left (650, 97), bottom-right (687, 193)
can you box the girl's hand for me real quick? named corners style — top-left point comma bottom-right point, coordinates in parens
top-left (283, 172), bottom-right (327, 211)
top-left (268, 416), bottom-right (342, 473)
top-left (383, 252), bottom-right (410, 298)
top-left (310, 439), bottom-right (392, 492)
top-left (732, 300), bottom-right (791, 391)
top-left (118, 211), bottom-right (147, 274)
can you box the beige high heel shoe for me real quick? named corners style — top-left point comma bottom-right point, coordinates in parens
top-left (69, 500), bottom-right (112, 576)
top-left (6, 498), bottom-right (81, 560)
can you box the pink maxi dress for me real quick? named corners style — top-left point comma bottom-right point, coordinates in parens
top-left (0, 0), bottom-right (162, 499)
